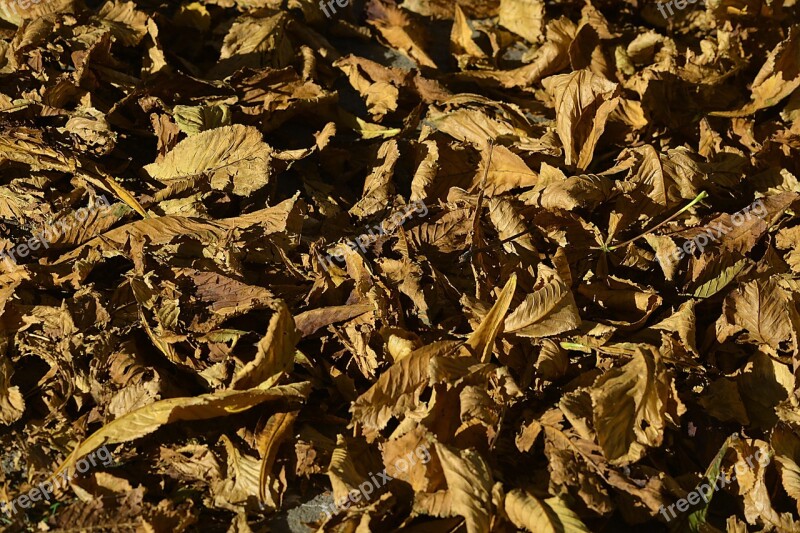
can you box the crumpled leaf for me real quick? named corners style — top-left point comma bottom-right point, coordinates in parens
top-left (5, 0), bottom-right (800, 529)
top-left (590, 347), bottom-right (684, 464)
top-left (0, 356), bottom-right (24, 425)
top-left (467, 274), bottom-right (517, 362)
top-left (542, 69), bottom-right (619, 170)
top-left (504, 272), bottom-right (581, 338)
top-left (143, 124), bottom-right (273, 196)
top-left (718, 278), bottom-right (799, 353)
top-left (172, 104), bottom-right (232, 135)
top-left (714, 27), bottom-right (800, 116)
top-left (55, 382), bottom-right (310, 478)
top-left (351, 341), bottom-right (468, 430)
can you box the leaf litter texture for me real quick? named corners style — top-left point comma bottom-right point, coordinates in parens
top-left (0, 0), bottom-right (800, 532)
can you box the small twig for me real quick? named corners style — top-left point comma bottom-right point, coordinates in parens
top-left (605, 191), bottom-right (709, 251)
top-left (461, 140), bottom-right (496, 265)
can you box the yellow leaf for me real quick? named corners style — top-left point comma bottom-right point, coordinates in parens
top-left (504, 277), bottom-right (580, 338)
top-left (257, 411), bottom-right (298, 503)
top-left (721, 278), bottom-right (799, 351)
top-left (712, 27), bottom-right (800, 117)
top-left (499, 0), bottom-right (545, 43)
top-left (54, 382), bottom-right (310, 479)
top-left (231, 301), bottom-right (299, 390)
top-left (143, 124), bottom-right (273, 197)
top-left (0, 356), bottom-right (24, 425)
top-left (774, 426), bottom-right (800, 502)
top-left (173, 104), bottom-right (232, 135)
top-left (436, 443), bottom-right (493, 533)
top-left (467, 274), bottom-right (517, 362)
top-left (505, 489), bottom-right (590, 533)
top-left (590, 347), bottom-right (684, 464)
top-left (351, 341), bottom-right (465, 430)
top-left (542, 69), bottom-right (619, 170)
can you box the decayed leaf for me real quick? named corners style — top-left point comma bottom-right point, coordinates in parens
top-left (230, 301), bottom-right (299, 389)
top-left (366, 0), bottom-right (437, 68)
top-left (679, 436), bottom-right (733, 530)
top-left (505, 489), bottom-right (590, 533)
top-left (212, 435), bottom-right (264, 512)
top-left (0, 130), bottom-right (76, 172)
top-left (334, 56), bottom-right (400, 118)
top-left (450, 5), bottom-right (489, 69)
top-left (294, 303), bottom-right (373, 338)
top-left (257, 411), bottom-right (298, 504)
top-left (5, 0), bottom-right (800, 528)
top-left (488, 197), bottom-right (538, 264)
top-left (0, 356), bottom-right (24, 425)
top-left (349, 139), bottom-right (400, 218)
top-left (96, 0), bottom-right (149, 47)
top-left (542, 69), bottom-right (619, 170)
top-left (725, 437), bottom-right (798, 529)
top-left (691, 259), bottom-right (748, 299)
top-left (504, 275), bottom-right (581, 338)
top-left (143, 124), bottom-right (274, 196)
top-left (478, 144), bottom-right (540, 195)
top-left (773, 426), bottom-right (800, 504)
top-left (701, 352), bottom-right (792, 429)
top-left (351, 341), bottom-right (466, 430)
top-left (327, 435), bottom-right (368, 508)
top-left (435, 443), bottom-right (493, 533)
top-left (467, 274), bottom-right (517, 362)
top-left (55, 382), bottom-right (310, 478)
top-left (521, 172), bottom-right (614, 212)
top-left (535, 339), bottom-right (569, 381)
top-left (648, 300), bottom-right (698, 359)
top-left (714, 27), bottom-right (800, 116)
top-left (210, 12), bottom-right (293, 77)
top-left (718, 278), bottom-right (799, 353)
top-left (173, 104), bottom-right (232, 135)
top-left (699, 378), bottom-right (750, 426)
top-left (499, 0), bottom-right (544, 44)
top-left (590, 347), bottom-right (684, 464)
top-left (0, 0), bottom-right (75, 25)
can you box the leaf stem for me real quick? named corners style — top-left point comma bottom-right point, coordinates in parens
top-left (607, 190), bottom-right (709, 251)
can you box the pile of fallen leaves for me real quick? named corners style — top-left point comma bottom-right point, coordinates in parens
top-left (1, 0), bottom-right (800, 531)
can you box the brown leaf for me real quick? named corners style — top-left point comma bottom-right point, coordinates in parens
top-left (590, 347), bottom-right (684, 464)
top-left (542, 69), bottom-right (619, 170)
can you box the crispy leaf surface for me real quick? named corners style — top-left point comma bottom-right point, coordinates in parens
top-left (3, 0), bottom-right (800, 529)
